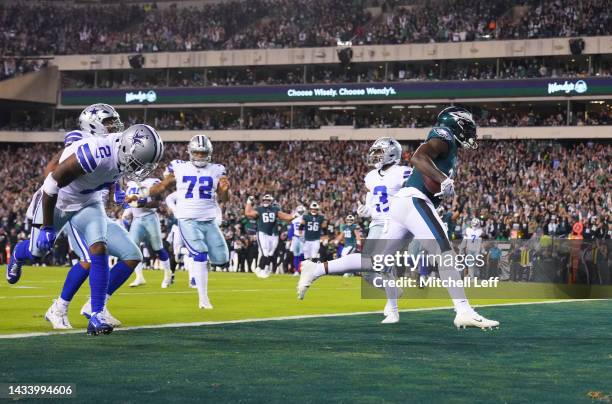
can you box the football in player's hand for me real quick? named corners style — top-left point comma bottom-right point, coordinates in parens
top-left (423, 175), bottom-right (441, 195)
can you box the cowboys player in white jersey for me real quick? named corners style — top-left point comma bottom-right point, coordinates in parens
top-left (459, 218), bottom-right (484, 278)
top-left (149, 134), bottom-right (230, 309)
top-left (9, 104), bottom-right (145, 331)
top-left (36, 124), bottom-right (164, 335)
top-left (297, 137), bottom-right (411, 324)
top-left (123, 177), bottom-right (173, 288)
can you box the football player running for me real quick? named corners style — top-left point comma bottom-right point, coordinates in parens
top-left (148, 134), bottom-right (230, 309)
top-left (123, 177), bottom-right (173, 288)
top-left (297, 137), bottom-right (411, 324)
top-left (244, 194), bottom-right (294, 278)
top-left (30, 124), bottom-right (163, 335)
top-left (383, 106), bottom-right (499, 329)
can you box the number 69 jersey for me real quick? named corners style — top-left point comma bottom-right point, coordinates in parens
top-left (167, 159), bottom-right (226, 221)
top-left (364, 165), bottom-right (412, 227)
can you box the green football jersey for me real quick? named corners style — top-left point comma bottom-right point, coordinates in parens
top-left (256, 205), bottom-right (280, 235)
top-left (404, 126), bottom-right (458, 207)
top-left (303, 214), bottom-right (325, 241)
top-left (340, 223), bottom-right (358, 247)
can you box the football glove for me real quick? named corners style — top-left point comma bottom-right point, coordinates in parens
top-left (113, 184), bottom-right (126, 204)
top-left (36, 226), bottom-right (56, 252)
top-left (246, 195), bottom-right (255, 205)
top-left (357, 202), bottom-right (370, 218)
top-left (434, 177), bottom-right (455, 199)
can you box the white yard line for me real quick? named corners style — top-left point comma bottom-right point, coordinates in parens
top-left (0, 299), bottom-right (604, 340)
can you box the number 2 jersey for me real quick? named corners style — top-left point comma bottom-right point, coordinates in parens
top-left (56, 133), bottom-right (122, 212)
top-left (364, 164), bottom-right (412, 227)
top-left (167, 159), bottom-right (226, 221)
top-left (126, 178), bottom-right (161, 218)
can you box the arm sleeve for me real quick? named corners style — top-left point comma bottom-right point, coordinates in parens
top-left (165, 191), bottom-right (178, 213)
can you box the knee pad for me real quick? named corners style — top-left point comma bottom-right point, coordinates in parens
top-left (193, 252), bottom-right (208, 262)
top-left (156, 248), bottom-right (170, 261)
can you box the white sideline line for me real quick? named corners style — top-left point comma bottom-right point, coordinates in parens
top-left (0, 299), bottom-right (605, 340)
top-left (0, 287), bottom-right (361, 300)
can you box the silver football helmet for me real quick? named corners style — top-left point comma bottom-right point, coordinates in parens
top-left (117, 124), bottom-right (164, 181)
top-left (295, 205), bottom-right (306, 217)
top-left (188, 134), bottom-right (213, 167)
top-left (367, 137), bottom-right (402, 169)
top-left (79, 103), bottom-right (124, 135)
top-left (262, 194), bottom-right (274, 207)
top-left (309, 201), bottom-right (320, 215)
top-left (471, 218), bottom-right (480, 228)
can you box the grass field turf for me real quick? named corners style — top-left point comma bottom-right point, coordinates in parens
top-left (1, 267), bottom-right (611, 403)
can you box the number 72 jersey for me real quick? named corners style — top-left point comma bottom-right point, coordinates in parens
top-left (167, 159), bottom-right (226, 221)
top-left (364, 165), bottom-right (412, 226)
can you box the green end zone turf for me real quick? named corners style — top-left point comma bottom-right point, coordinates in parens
top-left (1, 267), bottom-right (610, 402)
top-left (0, 301), bottom-right (610, 403)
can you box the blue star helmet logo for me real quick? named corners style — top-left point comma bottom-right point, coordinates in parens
top-left (133, 129), bottom-right (148, 146)
top-left (89, 107), bottom-right (99, 115)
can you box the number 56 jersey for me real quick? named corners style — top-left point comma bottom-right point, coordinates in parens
top-left (167, 159), bottom-right (226, 221)
top-left (364, 165), bottom-right (412, 227)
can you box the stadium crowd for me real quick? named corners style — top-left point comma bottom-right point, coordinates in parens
top-left (58, 58), bottom-right (611, 90)
top-left (1, 0), bottom-right (610, 59)
top-left (3, 107), bottom-right (611, 132)
top-left (0, 139), bottom-right (608, 263)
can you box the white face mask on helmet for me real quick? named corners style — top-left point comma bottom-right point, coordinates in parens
top-left (367, 137), bottom-right (402, 169)
top-left (188, 134), bottom-right (213, 167)
top-left (79, 103), bottom-right (124, 135)
top-left (309, 202), bottom-right (320, 215)
top-left (117, 124), bottom-right (164, 181)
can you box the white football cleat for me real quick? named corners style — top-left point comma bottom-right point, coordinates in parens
top-left (255, 268), bottom-right (270, 279)
top-left (129, 277), bottom-right (146, 287)
top-left (199, 298), bottom-right (213, 309)
top-left (161, 270), bottom-right (174, 288)
top-left (381, 311), bottom-right (400, 324)
top-left (454, 309), bottom-right (499, 330)
top-left (45, 300), bottom-right (72, 330)
top-left (80, 299), bottom-right (122, 327)
top-left (297, 260), bottom-right (320, 300)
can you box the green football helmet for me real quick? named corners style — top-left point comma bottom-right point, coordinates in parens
top-left (436, 106), bottom-right (478, 149)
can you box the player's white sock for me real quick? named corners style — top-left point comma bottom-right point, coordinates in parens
top-left (322, 253), bottom-right (362, 276)
top-left (134, 263), bottom-right (145, 281)
top-left (438, 261), bottom-right (471, 313)
top-left (192, 260), bottom-right (209, 302)
top-left (160, 257), bottom-right (171, 272)
top-left (57, 297), bottom-right (70, 310)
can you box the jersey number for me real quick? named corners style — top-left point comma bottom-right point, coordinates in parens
top-left (344, 229), bottom-right (352, 238)
top-left (262, 212), bottom-right (276, 223)
top-left (95, 146), bottom-right (111, 159)
top-left (183, 176), bottom-right (213, 199)
top-left (307, 222), bottom-right (319, 231)
top-left (373, 186), bottom-right (389, 212)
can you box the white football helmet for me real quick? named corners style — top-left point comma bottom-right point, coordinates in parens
top-left (309, 202), bottom-right (320, 215)
top-left (117, 124), bottom-right (164, 181)
top-left (79, 103), bottom-right (124, 135)
top-left (262, 194), bottom-right (274, 207)
top-left (188, 134), bottom-right (213, 167)
top-left (295, 205), bottom-right (306, 217)
top-left (367, 137), bottom-right (402, 169)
